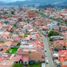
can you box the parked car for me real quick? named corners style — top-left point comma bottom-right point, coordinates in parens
top-left (45, 58), bottom-right (49, 64)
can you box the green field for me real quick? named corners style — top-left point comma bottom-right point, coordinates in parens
top-left (12, 63), bottom-right (23, 67)
top-left (13, 63), bottom-right (41, 67)
top-left (6, 48), bottom-right (18, 54)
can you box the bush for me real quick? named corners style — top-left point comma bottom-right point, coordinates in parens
top-left (49, 38), bottom-right (53, 41)
top-left (29, 60), bottom-right (35, 65)
top-left (54, 48), bottom-right (59, 52)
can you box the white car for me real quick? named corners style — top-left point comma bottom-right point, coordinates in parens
top-left (45, 58), bottom-right (49, 64)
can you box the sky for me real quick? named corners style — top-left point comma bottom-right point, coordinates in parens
top-left (0, 0), bottom-right (26, 2)
top-left (0, 0), bottom-right (66, 3)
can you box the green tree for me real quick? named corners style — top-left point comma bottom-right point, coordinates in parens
top-left (4, 21), bottom-right (9, 24)
top-left (48, 30), bottom-right (59, 37)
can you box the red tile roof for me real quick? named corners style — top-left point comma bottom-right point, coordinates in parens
top-left (59, 50), bottom-right (67, 62)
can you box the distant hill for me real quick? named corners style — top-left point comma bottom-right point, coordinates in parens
top-left (0, 2), bottom-right (6, 5)
top-left (0, 0), bottom-right (67, 8)
top-left (52, 1), bottom-right (67, 8)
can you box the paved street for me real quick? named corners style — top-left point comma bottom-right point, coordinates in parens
top-left (43, 35), bottom-right (55, 67)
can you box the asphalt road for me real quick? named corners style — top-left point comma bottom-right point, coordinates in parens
top-left (43, 35), bottom-right (55, 67)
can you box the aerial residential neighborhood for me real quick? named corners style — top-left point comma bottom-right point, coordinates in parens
top-left (0, 0), bottom-right (67, 67)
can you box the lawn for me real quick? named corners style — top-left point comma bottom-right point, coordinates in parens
top-left (6, 48), bottom-right (18, 54)
top-left (12, 63), bottom-right (41, 67)
top-left (24, 34), bottom-right (29, 38)
top-left (12, 63), bottom-right (23, 67)
top-left (30, 63), bottom-right (41, 67)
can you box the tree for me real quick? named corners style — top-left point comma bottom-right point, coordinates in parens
top-left (54, 48), bottom-right (59, 52)
top-left (13, 24), bottom-right (17, 28)
top-left (63, 46), bottom-right (66, 50)
top-left (48, 30), bottom-right (59, 37)
top-left (4, 21), bottom-right (9, 24)
top-left (11, 11), bottom-right (15, 15)
top-left (17, 42), bottom-right (21, 46)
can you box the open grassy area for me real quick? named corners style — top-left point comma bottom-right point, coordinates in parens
top-left (12, 63), bottom-right (23, 67)
top-left (12, 63), bottom-right (41, 67)
top-left (6, 48), bottom-right (18, 54)
top-left (24, 34), bottom-right (29, 38)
